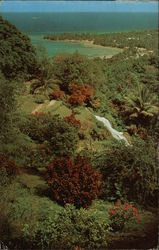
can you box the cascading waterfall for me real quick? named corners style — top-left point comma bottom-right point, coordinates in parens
top-left (95, 115), bottom-right (130, 146)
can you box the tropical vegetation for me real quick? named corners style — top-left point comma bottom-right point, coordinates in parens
top-left (0, 15), bottom-right (158, 249)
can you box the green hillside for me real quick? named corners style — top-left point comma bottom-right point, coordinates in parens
top-left (0, 15), bottom-right (158, 249)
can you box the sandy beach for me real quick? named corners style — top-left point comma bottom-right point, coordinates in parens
top-left (66, 39), bottom-right (123, 58)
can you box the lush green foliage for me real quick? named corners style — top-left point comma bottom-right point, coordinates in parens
top-left (94, 30), bottom-right (158, 52)
top-left (22, 204), bottom-right (109, 249)
top-left (0, 19), bottom-right (158, 249)
top-left (46, 156), bottom-right (103, 208)
top-left (96, 52), bottom-right (158, 133)
top-left (44, 33), bottom-right (93, 41)
top-left (21, 113), bottom-right (79, 157)
top-left (53, 52), bottom-right (105, 91)
top-left (30, 46), bottom-right (55, 97)
top-left (94, 139), bottom-right (157, 206)
top-left (0, 71), bottom-right (23, 159)
top-left (25, 143), bottom-right (54, 169)
top-left (0, 72), bottom-right (17, 140)
top-left (0, 16), bottom-right (37, 79)
top-left (0, 167), bottom-right (10, 188)
top-left (0, 180), bottom-right (62, 249)
top-left (124, 83), bottom-right (158, 128)
top-left (45, 29), bottom-right (158, 52)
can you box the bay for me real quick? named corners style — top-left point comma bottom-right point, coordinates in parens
top-left (30, 34), bottom-right (122, 58)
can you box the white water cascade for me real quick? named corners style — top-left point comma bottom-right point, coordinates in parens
top-left (95, 115), bottom-right (130, 146)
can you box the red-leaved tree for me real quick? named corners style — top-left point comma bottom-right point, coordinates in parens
top-left (46, 156), bottom-right (103, 208)
top-left (68, 83), bottom-right (96, 106)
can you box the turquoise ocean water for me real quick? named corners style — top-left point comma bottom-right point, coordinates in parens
top-left (30, 34), bottom-right (122, 58)
top-left (2, 12), bottom-right (158, 58)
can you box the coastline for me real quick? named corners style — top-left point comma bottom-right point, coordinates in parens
top-left (44, 37), bottom-right (121, 50)
top-left (62, 39), bottom-right (103, 49)
top-left (43, 38), bottom-right (123, 59)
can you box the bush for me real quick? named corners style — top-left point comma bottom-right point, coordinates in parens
top-left (109, 200), bottom-right (139, 232)
top-left (21, 114), bottom-right (79, 157)
top-left (46, 156), bottom-right (103, 208)
top-left (22, 204), bottom-right (109, 249)
top-left (0, 155), bottom-right (19, 177)
top-left (20, 113), bottom-right (49, 143)
top-left (26, 144), bottom-right (53, 169)
top-left (64, 111), bottom-right (81, 129)
top-left (0, 168), bottom-right (10, 188)
top-left (0, 182), bottom-right (38, 248)
top-left (94, 138), bottom-right (158, 206)
top-left (52, 89), bottom-right (65, 100)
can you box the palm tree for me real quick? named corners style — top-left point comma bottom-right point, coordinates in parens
top-left (124, 83), bottom-right (158, 127)
top-left (30, 45), bottom-right (59, 97)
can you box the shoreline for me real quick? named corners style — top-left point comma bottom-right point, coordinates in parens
top-left (43, 38), bottom-right (123, 59)
top-left (62, 39), bottom-right (104, 49)
top-left (44, 37), bottom-right (121, 50)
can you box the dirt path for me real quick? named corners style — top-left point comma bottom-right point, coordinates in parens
top-left (31, 103), bottom-right (44, 114)
top-left (47, 100), bottom-right (56, 107)
top-left (31, 100), bottom-right (56, 114)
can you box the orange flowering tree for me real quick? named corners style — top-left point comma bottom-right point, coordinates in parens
top-left (68, 83), bottom-right (96, 106)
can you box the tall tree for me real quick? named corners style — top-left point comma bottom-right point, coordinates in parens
top-left (0, 15), bottom-right (37, 79)
top-left (0, 72), bottom-right (18, 151)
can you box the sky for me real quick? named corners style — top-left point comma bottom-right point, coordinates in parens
top-left (0, 1), bottom-right (158, 12)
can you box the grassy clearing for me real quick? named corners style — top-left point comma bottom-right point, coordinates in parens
top-left (18, 92), bottom-right (113, 150)
top-left (18, 94), bottom-right (38, 114)
top-left (44, 101), bottom-right (72, 117)
top-left (0, 168), bottom-right (63, 241)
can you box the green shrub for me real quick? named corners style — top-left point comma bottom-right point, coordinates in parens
top-left (94, 138), bottom-right (158, 206)
top-left (21, 114), bottom-right (79, 157)
top-left (0, 155), bottom-right (19, 178)
top-left (20, 113), bottom-right (50, 143)
top-left (0, 182), bottom-right (36, 247)
top-left (0, 168), bottom-right (10, 188)
top-left (26, 143), bottom-right (54, 169)
top-left (22, 204), bottom-right (109, 249)
top-left (53, 52), bottom-right (105, 91)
